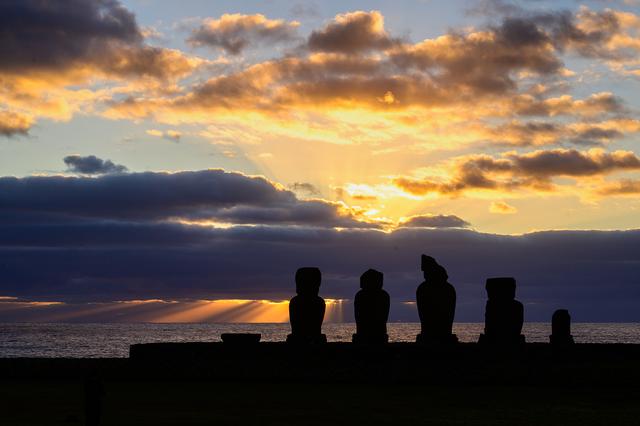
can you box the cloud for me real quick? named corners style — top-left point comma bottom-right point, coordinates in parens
top-left (0, 0), bottom-right (202, 133)
top-left (103, 5), bottom-right (640, 164)
top-left (484, 118), bottom-right (636, 147)
top-left (0, 223), bottom-right (639, 321)
top-left (489, 201), bottom-right (518, 214)
top-left (389, 18), bottom-right (562, 95)
top-left (558, 8), bottom-right (632, 60)
top-left (289, 182), bottom-right (321, 196)
top-left (0, 3), bottom-right (635, 157)
top-left (63, 155), bottom-right (128, 175)
top-left (188, 14), bottom-right (300, 55)
top-left (393, 148), bottom-right (640, 196)
top-left (597, 179), bottom-right (640, 195)
top-left (0, 167), bottom-right (376, 228)
top-left (146, 129), bottom-right (181, 142)
top-left (0, 0), bottom-right (197, 79)
top-left (0, 0), bottom-right (139, 73)
top-left (308, 10), bottom-right (399, 53)
top-left (513, 92), bottom-right (626, 117)
top-left (508, 148), bottom-right (640, 177)
top-left (399, 214), bottom-right (471, 228)
top-left (0, 111), bottom-right (33, 136)
top-left (473, 5), bottom-right (640, 63)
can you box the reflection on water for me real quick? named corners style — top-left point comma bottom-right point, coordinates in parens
top-left (1, 323), bottom-right (640, 358)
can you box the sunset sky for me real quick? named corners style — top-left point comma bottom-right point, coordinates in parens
top-left (1, 0), bottom-right (640, 323)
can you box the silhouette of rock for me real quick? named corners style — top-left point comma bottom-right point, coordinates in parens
top-left (550, 309), bottom-right (574, 345)
top-left (352, 268), bottom-right (390, 344)
top-left (287, 267), bottom-right (327, 344)
top-left (479, 277), bottom-right (525, 345)
top-left (416, 255), bottom-right (458, 344)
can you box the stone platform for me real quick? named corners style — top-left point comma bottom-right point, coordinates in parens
top-left (124, 342), bottom-right (640, 386)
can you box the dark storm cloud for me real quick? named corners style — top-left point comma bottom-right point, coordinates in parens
top-left (0, 166), bottom-right (636, 322)
top-left (64, 155), bottom-right (128, 175)
top-left (1, 224), bottom-right (639, 321)
top-left (0, 168), bottom-right (374, 228)
top-left (188, 14), bottom-right (299, 55)
top-left (0, 0), bottom-right (139, 72)
top-left (399, 215), bottom-right (470, 229)
top-left (0, 0), bottom-right (196, 79)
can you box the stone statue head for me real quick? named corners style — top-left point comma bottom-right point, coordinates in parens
top-left (552, 309), bottom-right (570, 323)
top-left (295, 267), bottom-right (321, 296)
top-left (360, 268), bottom-right (383, 290)
top-left (485, 277), bottom-right (516, 300)
top-left (421, 254), bottom-right (449, 282)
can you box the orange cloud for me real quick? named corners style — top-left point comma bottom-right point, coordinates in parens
top-left (490, 201), bottom-right (518, 214)
top-left (393, 148), bottom-right (640, 197)
top-left (0, 110), bottom-right (33, 136)
top-left (481, 118), bottom-right (639, 147)
top-left (597, 179), bottom-right (640, 195)
top-left (0, 0), bottom-right (202, 132)
top-left (308, 10), bottom-right (398, 53)
top-left (100, 6), bottom-right (640, 159)
top-left (512, 92), bottom-right (625, 117)
top-left (188, 13), bottom-right (300, 54)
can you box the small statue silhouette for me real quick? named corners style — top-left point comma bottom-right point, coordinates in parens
top-left (479, 277), bottom-right (525, 345)
top-left (416, 255), bottom-right (458, 344)
top-left (550, 309), bottom-right (574, 345)
top-left (287, 267), bottom-right (327, 344)
top-left (352, 269), bottom-right (390, 344)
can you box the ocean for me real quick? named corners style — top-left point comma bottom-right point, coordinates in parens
top-left (2, 323), bottom-right (640, 358)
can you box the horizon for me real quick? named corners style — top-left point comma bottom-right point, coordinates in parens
top-left (1, 0), bottom-right (640, 323)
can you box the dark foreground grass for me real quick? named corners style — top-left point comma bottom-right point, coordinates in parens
top-left (1, 380), bottom-right (639, 426)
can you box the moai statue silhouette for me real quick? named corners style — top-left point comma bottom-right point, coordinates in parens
top-left (287, 267), bottom-right (327, 344)
top-left (353, 268), bottom-right (390, 344)
top-left (479, 277), bottom-right (525, 345)
top-left (550, 309), bottom-right (574, 345)
top-left (416, 255), bottom-right (458, 344)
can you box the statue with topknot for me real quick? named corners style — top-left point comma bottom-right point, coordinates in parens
top-left (352, 268), bottom-right (390, 344)
top-left (287, 267), bottom-right (327, 344)
top-left (416, 255), bottom-right (458, 344)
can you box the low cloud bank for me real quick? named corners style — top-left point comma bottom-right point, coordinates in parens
top-left (1, 223), bottom-right (638, 321)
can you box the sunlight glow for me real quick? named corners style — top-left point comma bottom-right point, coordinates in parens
top-left (151, 299), bottom-right (291, 323)
top-left (0, 297), bottom-right (354, 324)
